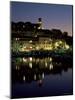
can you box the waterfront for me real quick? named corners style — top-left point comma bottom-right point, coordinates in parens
top-left (11, 56), bottom-right (73, 98)
top-left (11, 2), bottom-right (73, 98)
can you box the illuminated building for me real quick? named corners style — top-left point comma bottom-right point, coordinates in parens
top-left (11, 18), bottom-right (72, 53)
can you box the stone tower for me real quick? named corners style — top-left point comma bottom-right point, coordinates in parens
top-left (38, 18), bottom-right (42, 29)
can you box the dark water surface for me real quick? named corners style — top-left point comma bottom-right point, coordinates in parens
top-left (11, 56), bottom-right (73, 98)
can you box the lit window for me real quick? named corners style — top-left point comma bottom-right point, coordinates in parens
top-left (29, 40), bottom-right (32, 43)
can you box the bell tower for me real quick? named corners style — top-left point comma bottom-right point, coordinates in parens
top-left (38, 18), bottom-right (42, 29)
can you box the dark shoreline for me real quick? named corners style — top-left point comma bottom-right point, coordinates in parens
top-left (12, 51), bottom-right (72, 58)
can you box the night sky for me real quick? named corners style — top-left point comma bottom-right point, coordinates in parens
top-left (10, 2), bottom-right (73, 36)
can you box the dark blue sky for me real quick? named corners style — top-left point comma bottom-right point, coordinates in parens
top-left (10, 2), bottom-right (73, 36)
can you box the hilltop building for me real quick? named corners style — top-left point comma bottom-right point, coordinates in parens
top-left (11, 18), bottom-right (72, 52)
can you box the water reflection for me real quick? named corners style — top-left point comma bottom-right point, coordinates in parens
top-left (12, 56), bottom-right (72, 86)
top-left (49, 63), bottom-right (53, 70)
top-left (11, 56), bottom-right (73, 98)
top-left (29, 62), bottom-right (32, 68)
top-left (23, 75), bottom-right (26, 81)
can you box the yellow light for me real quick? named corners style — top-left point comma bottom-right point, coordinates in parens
top-left (36, 46), bottom-right (39, 50)
top-left (16, 66), bottom-right (19, 70)
top-left (59, 40), bottom-right (62, 44)
top-left (29, 62), bottom-right (32, 68)
top-left (23, 57), bottom-right (27, 62)
top-left (23, 76), bottom-right (25, 81)
top-left (49, 46), bottom-right (53, 50)
top-left (24, 46), bottom-right (26, 49)
top-left (30, 46), bottom-right (32, 49)
top-left (49, 63), bottom-right (53, 70)
top-left (44, 46), bottom-right (53, 50)
top-left (50, 57), bottom-right (52, 62)
top-left (34, 74), bottom-right (36, 80)
top-left (55, 42), bottom-right (59, 47)
top-left (42, 73), bottom-right (44, 79)
top-left (15, 38), bottom-right (19, 41)
top-left (29, 40), bottom-right (32, 43)
top-left (29, 57), bottom-right (32, 61)
top-left (45, 62), bottom-right (48, 67)
top-left (65, 44), bottom-right (69, 49)
top-left (16, 66), bottom-right (18, 70)
top-left (21, 47), bottom-right (26, 52)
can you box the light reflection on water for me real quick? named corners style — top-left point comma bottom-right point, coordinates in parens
top-left (12, 56), bottom-right (73, 98)
top-left (13, 57), bottom-right (54, 69)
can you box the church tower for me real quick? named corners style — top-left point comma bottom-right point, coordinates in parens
top-left (37, 18), bottom-right (42, 29)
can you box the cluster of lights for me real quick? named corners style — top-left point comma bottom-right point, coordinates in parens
top-left (55, 42), bottom-right (59, 47)
top-left (22, 57), bottom-right (33, 62)
top-left (34, 73), bottom-right (44, 81)
top-left (54, 40), bottom-right (70, 50)
top-left (13, 38), bottom-right (70, 52)
top-left (44, 57), bottom-right (53, 70)
top-left (15, 38), bottom-right (19, 41)
top-left (54, 40), bottom-right (63, 48)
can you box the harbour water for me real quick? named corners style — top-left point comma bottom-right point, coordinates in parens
top-left (11, 56), bottom-right (73, 98)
